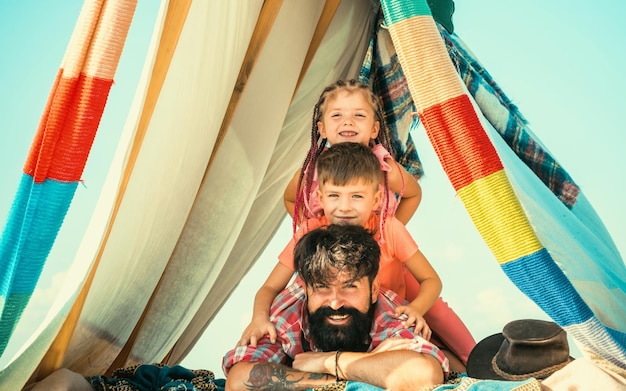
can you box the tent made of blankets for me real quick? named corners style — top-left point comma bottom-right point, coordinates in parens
top-left (0, 0), bottom-right (624, 389)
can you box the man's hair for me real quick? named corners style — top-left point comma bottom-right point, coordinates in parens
top-left (294, 224), bottom-right (380, 287)
top-left (316, 142), bottom-right (380, 188)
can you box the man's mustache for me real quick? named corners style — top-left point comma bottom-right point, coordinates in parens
top-left (312, 306), bottom-right (362, 318)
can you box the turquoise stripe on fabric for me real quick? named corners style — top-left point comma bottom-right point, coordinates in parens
top-left (0, 174), bottom-right (78, 295)
top-left (501, 248), bottom-right (593, 326)
top-left (380, 0), bottom-right (431, 26)
top-left (335, 377), bottom-right (540, 390)
top-left (503, 250), bottom-right (626, 367)
top-left (0, 174), bottom-right (78, 356)
top-left (0, 293), bottom-right (31, 352)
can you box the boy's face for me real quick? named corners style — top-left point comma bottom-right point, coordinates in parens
top-left (316, 179), bottom-right (381, 227)
top-left (318, 90), bottom-right (380, 146)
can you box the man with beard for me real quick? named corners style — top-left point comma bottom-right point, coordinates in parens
top-left (223, 224), bottom-right (449, 391)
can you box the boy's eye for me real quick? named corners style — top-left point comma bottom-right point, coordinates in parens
top-left (327, 193), bottom-right (339, 198)
top-left (352, 194), bottom-right (363, 199)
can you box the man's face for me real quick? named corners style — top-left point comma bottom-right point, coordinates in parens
top-left (306, 271), bottom-right (380, 352)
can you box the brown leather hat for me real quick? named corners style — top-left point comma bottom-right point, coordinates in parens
top-left (466, 319), bottom-right (573, 381)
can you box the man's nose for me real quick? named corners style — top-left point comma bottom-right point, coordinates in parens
top-left (328, 288), bottom-right (344, 310)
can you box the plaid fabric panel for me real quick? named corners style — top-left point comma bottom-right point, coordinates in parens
top-left (359, 13), bottom-right (424, 180)
top-left (439, 25), bottom-right (580, 208)
top-left (359, 7), bottom-right (579, 208)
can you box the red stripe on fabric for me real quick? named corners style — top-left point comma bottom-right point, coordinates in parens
top-left (421, 94), bottom-right (502, 191)
top-left (24, 73), bottom-right (113, 183)
top-left (25, 69), bottom-right (66, 179)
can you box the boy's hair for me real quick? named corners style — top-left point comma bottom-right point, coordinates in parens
top-left (316, 142), bottom-right (380, 188)
top-left (293, 79), bottom-right (393, 232)
top-left (294, 224), bottom-right (380, 287)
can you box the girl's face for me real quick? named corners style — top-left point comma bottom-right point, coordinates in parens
top-left (318, 90), bottom-right (380, 146)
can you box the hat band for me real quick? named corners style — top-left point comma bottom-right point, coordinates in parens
top-left (491, 356), bottom-right (572, 381)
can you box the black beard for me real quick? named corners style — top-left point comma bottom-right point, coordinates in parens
top-left (307, 304), bottom-right (375, 352)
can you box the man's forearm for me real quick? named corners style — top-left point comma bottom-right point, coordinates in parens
top-left (226, 361), bottom-right (336, 391)
top-left (336, 350), bottom-right (443, 390)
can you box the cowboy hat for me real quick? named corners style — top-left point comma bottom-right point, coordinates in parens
top-left (466, 319), bottom-right (573, 381)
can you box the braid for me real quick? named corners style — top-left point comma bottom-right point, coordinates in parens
top-left (373, 95), bottom-right (394, 155)
top-left (352, 80), bottom-right (394, 228)
top-left (293, 79), bottom-right (395, 233)
top-left (294, 85), bottom-right (335, 232)
top-left (367, 88), bottom-right (393, 225)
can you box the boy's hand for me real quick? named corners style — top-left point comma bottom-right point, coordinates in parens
top-left (394, 305), bottom-right (431, 340)
top-left (371, 337), bottom-right (417, 353)
top-left (237, 317), bottom-right (277, 347)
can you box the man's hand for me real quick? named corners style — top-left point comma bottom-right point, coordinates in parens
top-left (292, 338), bottom-right (423, 378)
top-left (237, 317), bottom-right (277, 347)
top-left (291, 351), bottom-right (334, 375)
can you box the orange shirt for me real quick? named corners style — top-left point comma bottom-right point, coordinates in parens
top-left (278, 214), bottom-right (418, 299)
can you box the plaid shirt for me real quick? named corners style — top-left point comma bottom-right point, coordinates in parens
top-left (222, 279), bottom-right (449, 376)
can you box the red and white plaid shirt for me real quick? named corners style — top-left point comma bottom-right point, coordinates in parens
top-left (222, 279), bottom-right (449, 376)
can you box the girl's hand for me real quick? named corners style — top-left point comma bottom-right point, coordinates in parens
top-left (394, 305), bottom-right (432, 340)
top-left (371, 337), bottom-right (417, 353)
top-left (237, 317), bottom-right (277, 347)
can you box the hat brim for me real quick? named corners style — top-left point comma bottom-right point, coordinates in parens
top-left (466, 332), bottom-right (575, 381)
top-left (466, 332), bottom-right (506, 380)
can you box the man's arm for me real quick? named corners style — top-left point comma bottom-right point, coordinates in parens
top-left (334, 350), bottom-right (443, 389)
top-left (291, 342), bottom-right (443, 390)
top-left (225, 361), bottom-right (335, 391)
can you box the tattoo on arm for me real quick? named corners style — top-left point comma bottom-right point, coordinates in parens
top-left (244, 361), bottom-right (333, 390)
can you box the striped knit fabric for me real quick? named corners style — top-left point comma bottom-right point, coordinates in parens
top-left (0, 0), bottom-right (137, 356)
top-left (379, 0), bottom-right (626, 370)
top-left (439, 26), bottom-right (581, 210)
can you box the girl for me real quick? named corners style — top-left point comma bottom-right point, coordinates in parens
top-left (284, 79), bottom-right (422, 229)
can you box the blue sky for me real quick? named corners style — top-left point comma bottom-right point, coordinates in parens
top-left (1, 0), bottom-right (624, 373)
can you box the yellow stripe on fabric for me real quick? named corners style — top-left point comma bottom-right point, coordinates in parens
top-left (387, 16), bottom-right (464, 111)
top-left (458, 170), bottom-right (543, 264)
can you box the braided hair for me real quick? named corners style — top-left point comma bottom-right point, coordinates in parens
top-left (293, 79), bottom-right (394, 233)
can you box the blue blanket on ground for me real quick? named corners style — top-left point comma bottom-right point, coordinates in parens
top-left (327, 375), bottom-right (541, 391)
